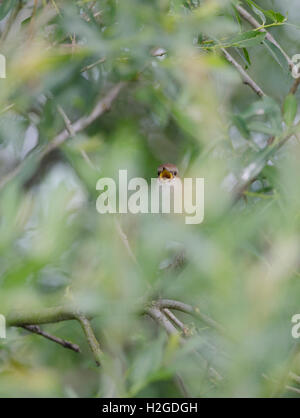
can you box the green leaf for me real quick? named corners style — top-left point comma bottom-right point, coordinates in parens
top-left (242, 47), bottom-right (251, 67)
top-left (0, 0), bottom-right (16, 21)
top-left (233, 4), bottom-right (242, 31)
top-left (262, 39), bottom-right (289, 74)
top-left (246, 1), bottom-right (286, 23)
top-left (240, 97), bottom-right (283, 136)
top-left (265, 10), bottom-right (286, 24)
top-left (249, 3), bottom-right (266, 25)
top-left (247, 121), bottom-right (279, 136)
top-left (283, 94), bottom-right (298, 126)
top-left (221, 30), bottom-right (266, 48)
top-left (232, 115), bottom-right (251, 139)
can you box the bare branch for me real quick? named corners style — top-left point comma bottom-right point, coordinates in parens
top-left (156, 299), bottom-right (227, 337)
top-left (290, 77), bottom-right (300, 95)
top-left (44, 81), bottom-right (126, 154)
top-left (7, 296), bottom-right (227, 371)
top-left (145, 306), bottom-right (181, 337)
top-left (77, 315), bottom-right (103, 366)
top-left (145, 304), bottom-right (223, 383)
top-left (114, 218), bottom-right (138, 265)
top-left (57, 104), bottom-right (98, 170)
top-left (174, 374), bottom-right (190, 398)
top-left (81, 57), bottom-right (106, 73)
top-left (22, 324), bottom-right (81, 353)
top-left (163, 308), bottom-right (190, 336)
top-left (289, 371), bottom-right (300, 384)
top-left (6, 305), bottom-right (82, 327)
top-left (221, 48), bottom-right (265, 97)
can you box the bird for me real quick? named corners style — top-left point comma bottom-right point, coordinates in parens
top-left (156, 163), bottom-right (186, 272)
top-left (157, 163), bottom-right (181, 187)
top-left (156, 163), bottom-right (183, 215)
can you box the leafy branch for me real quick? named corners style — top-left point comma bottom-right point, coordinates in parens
top-left (0, 82), bottom-right (126, 191)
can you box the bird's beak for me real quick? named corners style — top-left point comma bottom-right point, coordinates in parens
top-left (160, 168), bottom-right (173, 179)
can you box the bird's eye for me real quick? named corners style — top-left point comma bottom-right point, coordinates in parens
top-left (157, 171), bottom-right (161, 176)
top-left (174, 172), bottom-right (177, 176)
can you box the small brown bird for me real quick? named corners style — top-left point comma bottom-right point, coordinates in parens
top-left (157, 163), bottom-right (181, 186)
top-left (157, 163), bottom-right (182, 215)
top-left (156, 163), bottom-right (186, 272)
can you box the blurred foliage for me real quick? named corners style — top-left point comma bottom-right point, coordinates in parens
top-left (0, 0), bottom-right (300, 398)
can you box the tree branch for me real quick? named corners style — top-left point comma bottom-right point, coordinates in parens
top-left (7, 296), bottom-right (227, 370)
top-left (145, 306), bottom-right (181, 337)
top-left (6, 305), bottom-right (82, 327)
top-left (0, 82), bottom-right (126, 191)
top-left (155, 299), bottom-right (227, 337)
top-left (163, 308), bottom-right (190, 336)
top-left (7, 305), bottom-right (102, 365)
top-left (22, 324), bottom-right (81, 353)
top-left (145, 304), bottom-right (223, 383)
top-left (221, 47), bottom-right (265, 97)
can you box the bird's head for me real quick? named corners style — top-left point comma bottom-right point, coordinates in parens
top-left (157, 163), bottom-right (179, 183)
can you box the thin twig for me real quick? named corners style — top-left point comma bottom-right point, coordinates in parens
top-left (114, 218), bottom-right (138, 265)
top-left (221, 47), bottom-right (265, 97)
top-left (163, 308), bottom-right (190, 336)
top-left (235, 4), bottom-right (293, 70)
top-left (81, 57), bottom-right (106, 73)
top-left (290, 77), bottom-right (300, 95)
top-left (285, 385), bottom-right (300, 395)
top-left (145, 305), bottom-right (223, 384)
top-left (145, 306), bottom-right (180, 337)
top-left (22, 324), bottom-right (81, 353)
top-left (263, 372), bottom-right (300, 396)
top-left (57, 104), bottom-right (98, 170)
top-left (174, 374), bottom-right (190, 398)
top-left (57, 105), bottom-right (76, 137)
top-left (77, 315), bottom-right (103, 366)
top-left (45, 82), bottom-right (126, 154)
top-left (156, 299), bottom-right (227, 337)
top-left (289, 372), bottom-right (300, 384)
top-left (145, 307), bottom-right (190, 397)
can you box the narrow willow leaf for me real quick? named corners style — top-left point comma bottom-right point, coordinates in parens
top-left (247, 121), bottom-right (279, 136)
top-left (234, 47), bottom-right (250, 68)
top-left (283, 94), bottom-right (298, 126)
top-left (246, 0), bottom-right (286, 23)
top-left (242, 48), bottom-right (251, 66)
top-left (262, 96), bottom-right (282, 134)
top-left (233, 4), bottom-right (242, 31)
top-left (0, 0), bottom-right (16, 21)
top-left (232, 115), bottom-right (251, 139)
top-left (263, 39), bottom-right (289, 74)
top-left (221, 31), bottom-right (266, 48)
top-left (250, 3), bottom-right (266, 25)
